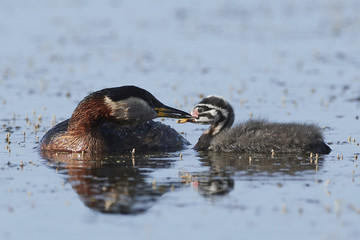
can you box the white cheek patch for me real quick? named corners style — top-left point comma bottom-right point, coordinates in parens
top-left (195, 109), bottom-right (219, 124)
top-left (193, 104), bottom-right (225, 123)
top-left (195, 104), bottom-right (229, 118)
top-left (104, 96), bottom-right (126, 119)
top-left (207, 109), bottom-right (219, 121)
top-left (104, 96), bottom-right (157, 121)
top-left (197, 116), bottom-right (211, 123)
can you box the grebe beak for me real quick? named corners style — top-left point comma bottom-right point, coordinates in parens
top-left (176, 107), bottom-right (198, 123)
top-left (155, 106), bottom-right (192, 119)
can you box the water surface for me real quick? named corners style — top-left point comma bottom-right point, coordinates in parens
top-left (1, 0), bottom-right (360, 239)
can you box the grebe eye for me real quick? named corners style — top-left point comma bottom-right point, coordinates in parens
top-left (147, 97), bottom-right (155, 106)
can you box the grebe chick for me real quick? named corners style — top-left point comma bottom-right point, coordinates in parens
top-left (40, 86), bottom-right (191, 153)
top-left (179, 96), bottom-right (331, 154)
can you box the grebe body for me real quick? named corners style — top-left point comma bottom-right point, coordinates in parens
top-left (40, 86), bottom-right (190, 153)
top-left (180, 96), bottom-right (331, 154)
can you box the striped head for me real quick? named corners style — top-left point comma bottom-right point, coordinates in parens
top-left (190, 96), bottom-right (234, 135)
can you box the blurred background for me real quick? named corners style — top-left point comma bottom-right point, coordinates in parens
top-left (1, 0), bottom-right (359, 120)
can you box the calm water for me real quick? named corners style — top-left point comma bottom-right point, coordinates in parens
top-left (1, 0), bottom-right (360, 239)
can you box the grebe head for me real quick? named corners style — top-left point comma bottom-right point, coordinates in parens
top-left (102, 86), bottom-right (191, 124)
top-left (68, 85), bottom-right (191, 134)
top-left (188, 95), bottom-right (234, 135)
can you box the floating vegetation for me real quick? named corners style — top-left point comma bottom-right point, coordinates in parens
top-left (5, 132), bottom-right (10, 144)
top-left (51, 114), bottom-right (57, 127)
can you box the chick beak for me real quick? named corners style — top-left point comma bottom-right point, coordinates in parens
top-left (176, 108), bottom-right (197, 124)
top-left (154, 106), bottom-right (192, 119)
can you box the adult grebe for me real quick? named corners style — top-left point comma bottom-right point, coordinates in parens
top-left (40, 86), bottom-right (191, 153)
top-left (178, 96), bottom-right (331, 154)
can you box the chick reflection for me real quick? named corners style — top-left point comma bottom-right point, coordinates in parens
top-left (192, 173), bottom-right (234, 197)
top-left (199, 152), bottom-right (324, 177)
top-left (191, 152), bottom-right (324, 199)
top-left (42, 151), bottom-right (179, 214)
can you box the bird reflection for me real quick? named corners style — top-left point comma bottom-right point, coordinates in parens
top-left (198, 152), bottom-right (324, 179)
top-left (190, 152), bottom-right (324, 197)
top-left (41, 151), bottom-right (181, 214)
top-left (192, 172), bottom-right (234, 197)
top-left (41, 151), bottom-right (325, 213)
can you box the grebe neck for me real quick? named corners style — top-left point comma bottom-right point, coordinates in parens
top-left (194, 123), bottom-right (226, 151)
top-left (194, 113), bottom-right (234, 151)
top-left (68, 93), bottom-right (111, 135)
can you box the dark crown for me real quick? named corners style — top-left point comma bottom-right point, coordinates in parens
top-left (97, 85), bottom-right (163, 108)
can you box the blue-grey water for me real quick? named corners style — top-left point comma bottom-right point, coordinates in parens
top-left (1, 1), bottom-right (360, 239)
